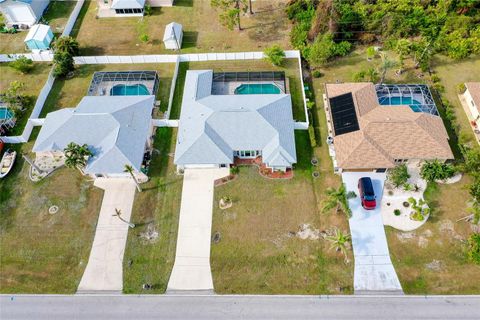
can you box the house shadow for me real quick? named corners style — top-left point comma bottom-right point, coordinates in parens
top-left (174, 0), bottom-right (193, 7)
top-left (181, 31), bottom-right (198, 49)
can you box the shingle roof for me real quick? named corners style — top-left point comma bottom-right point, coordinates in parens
top-left (111, 0), bottom-right (145, 9)
top-left (326, 83), bottom-right (453, 169)
top-left (465, 82), bottom-right (480, 113)
top-left (174, 70), bottom-right (297, 167)
top-left (33, 96), bottom-right (154, 174)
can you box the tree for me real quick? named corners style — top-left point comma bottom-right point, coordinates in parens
top-left (420, 160), bottom-right (456, 182)
top-left (365, 67), bottom-right (379, 83)
top-left (124, 164), bottom-right (142, 192)
top-left (322, 184), bottom-right (356, 218)
top-left (366, 46), bottom-right (376, 60)
top-left (377, 52), bottom-right (397, 83)
top-left (53, 51), bottom-right (75, 77)
top-left (387, 164), bottom-right (410, 188)
top-left (466, 233), bottom-right (480, 265)
top-left (53, 36), bottom-right (79, 56)
top-left (211, 0), bottom-right (248, 31)
top-left (325, 228), bottom-right (351, 264)
top-left (1, 81), bottom-right (30, 113)
top-left (248, 0), bottom-right (253, 15)
top-left (263, 45), bottom-right (285, 66)
top-left (308, 32), bottom-right (351, 66)
top-left (9, 56), bottom-right (34, 74)
top-left (113, 208), bottom-right (135, 228)
top-left (395, 39), bottom-right (411, 74)
top-left (64, 142), bottom-right (92, 172)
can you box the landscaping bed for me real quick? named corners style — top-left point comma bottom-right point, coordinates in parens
top-left (0, 140), bottom-right (103, 293)
top-left (71, 0), bottom-right (291, 55)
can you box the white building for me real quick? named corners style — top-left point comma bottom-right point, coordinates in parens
top-left (0, 0), bottom-right (50, 29)
top-left (97, 0), bottom-right (174, 18)
top-left (163, 22), bottom-right (182, 50)
top-left (464, 82), bottom-right (480, 127)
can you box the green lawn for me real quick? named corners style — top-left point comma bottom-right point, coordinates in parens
top-left (0, 1), bottom-right (76, 54)
top-left (0, 63), bottom-right (52, 136)
top-left (0, 138), bottom-right (103, 293)
top-left (170, 59), bottom-right (306, 121)
top-left (71, 0), bottom-right (291, 55)
top-left (40, 63), bottom-right (175, 117)
top-left (431, 54), bottom-right (480, 145)
top-left (123, 128), bottom-right (182, 293)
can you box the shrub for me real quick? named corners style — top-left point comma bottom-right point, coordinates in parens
top-left (457, 83), bottom-right (467, 94)
top-left (420, 160), bottom-right (456, 182)
top-left (139, 33), bottom-right (149, 43)
top-left (394, 209), bottom-right (401, 216)
top-left (431, 74), bottom-right (440, 83)
top-left (312, 70), bottom-right (322, 78)
top-left (306, 101), bottom-right (315, 109)
top-left (264, 45), bottom-right (285, 66)
top-left (308, 125), bottom-right (316, 147)
top-left (467, 233), bottom-right (480, 265)
top-left (353, 70), bottom-right (365, 82)
top-left (53, 36), bottom-right (79, 56)
top-left (9, 56), bottom-right (34, 74)
top-left (308, 32), bottom-right (352, 66)
top-left (53, 51), bottom-right (74, 77)
top-left (229, 166), bottom-right (239, 175)
top-left (388, 164), bottom-right (410, 188)
top-left (366, 46), bottom-right (376, 59)
top-left (144, 4), bottom-right (152, 16)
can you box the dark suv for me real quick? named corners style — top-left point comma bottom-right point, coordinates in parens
top-left (358, 177), bottom-right (376, 210)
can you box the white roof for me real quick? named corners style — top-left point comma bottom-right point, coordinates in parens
top-left (24, 23), bottom-right (50, 42)
top-left (163, 22), bottom-right (182, 41)
top-left (33, 96), bottom-right (154, 174)
top-left (111, 0), bottom-right (145, 9)
top-left (174, 70), bottom-right (297, 168)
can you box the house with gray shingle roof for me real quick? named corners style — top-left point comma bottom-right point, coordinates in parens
top-left (174, 70), bottom-right (297, 172)
top-left (33, 95), bottom-right (155, 180)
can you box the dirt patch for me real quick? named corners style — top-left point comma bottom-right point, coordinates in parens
top-left (296, 224), bottom-right (321, 240)
top-left (418, 236), bottom-right (429, 248)
top-left (425, 260), bottom-right (444, 271)
top-left (139, 224), bottom-right (159, 244)
top-left (396, 232), bottom-right (416, 242)
top-left (439, 219), bottom-right (455, 233)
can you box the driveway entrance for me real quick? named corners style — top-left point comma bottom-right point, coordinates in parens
top-left (342, 172), bottom-right (403, 294)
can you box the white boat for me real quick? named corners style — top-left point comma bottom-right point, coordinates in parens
top-left (0, 149), bottom-right (16, 178)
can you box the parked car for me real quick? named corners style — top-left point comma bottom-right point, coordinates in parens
top-left (358, 177), bottom-right (376, 210)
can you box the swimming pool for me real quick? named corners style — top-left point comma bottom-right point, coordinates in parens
top-left (110, 84), bottom-right (150, 96)
top-left (379, 96), bottom-right (423, 112)
top-left (0, 108), bottom-right (13, 120)
top-left (234, 83), bottom-right (281, 95)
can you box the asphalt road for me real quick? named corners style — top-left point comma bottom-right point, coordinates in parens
top-left (1, 295), bottom-right (479, 320)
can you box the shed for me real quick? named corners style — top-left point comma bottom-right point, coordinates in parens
top-left (24, 24), bottom-right (54, 51)
top-left (163, 22), bottom-right (182, 50)
top-left (0, 0), bottom-right (50, 29)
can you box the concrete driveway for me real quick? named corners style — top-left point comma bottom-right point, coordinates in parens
top-left (167, 168), bottom-right (229, 293)
top-left (77, 178), bottom-right (137, 293)
top-left (342, 172), bottom-right (403, 294)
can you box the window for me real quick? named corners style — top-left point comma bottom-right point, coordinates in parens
top-left (125, 8), bottom-right (133, 14)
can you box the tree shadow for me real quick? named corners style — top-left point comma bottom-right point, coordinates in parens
top-left (182, 31), bottom-right (198, 49)
top-left (79, 46), bottom-right (105, 56)
top-left (174, 0), bottom-right (193, 7)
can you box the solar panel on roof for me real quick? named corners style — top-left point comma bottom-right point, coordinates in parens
top-left (329, 93), bottom-right (360, 135)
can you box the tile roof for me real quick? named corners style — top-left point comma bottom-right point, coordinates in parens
top-left (174, 70), bottom-right (297, 168)
top-left (33, 95), bottom-right (154, 174)
top-left (326, 83), bottom-right (453, 169)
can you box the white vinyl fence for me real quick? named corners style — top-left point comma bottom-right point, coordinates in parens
top-left (1, 50), bottom-right (308, 143)
top-left (62, 0), bottom-right (84, 37)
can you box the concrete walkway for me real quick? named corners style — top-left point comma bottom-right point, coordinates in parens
top-left (342, 172), bottom-right (403, 294)
top-left (167, 168), bottom-right (229, 293)
top-left (77, 178), bottom-right (137, 293)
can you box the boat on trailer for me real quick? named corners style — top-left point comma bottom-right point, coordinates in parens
top-left (0, 149), bottom-right (16, 178)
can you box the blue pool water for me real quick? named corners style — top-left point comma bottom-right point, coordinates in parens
top-left (379, 96), bottom-right (423, 112)
top-left (235, 83), bottom-right (281, 94)
top-left (0, 107), bottom-right (13, 120)
top-left (110, 84), bottom-right (150, 96)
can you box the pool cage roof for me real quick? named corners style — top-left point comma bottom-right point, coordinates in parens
top-left (212, 71), bottom-right (286, 83)
top-left (87, 71), bottom-right (159, 96)
top-left (375, 84), bottom-right (438, 115)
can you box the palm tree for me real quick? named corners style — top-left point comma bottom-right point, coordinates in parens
top-left (53, 36), bottom-right (79, 56)
top-left (124, 164), bottom-right (142, 192)
top-left (325, 228), bottom-right (351, 264)
top-left (249, 0), bottom-right (253, 14)
top-left (378, 52), bottom-right (397, 84)
top-left (322, 184), bottom-right (356, 218)
top-left (365, 67), bottom-right (379, 83)
top-left (64, 142), bottom-right (92, 172)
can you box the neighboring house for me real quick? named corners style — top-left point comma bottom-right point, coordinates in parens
top-left (97, 0), bottom-right (174, 17)
top-left (0, 0), bottom-right (50, 29)
top-left (33, 96), bottom-right (155, 181)
top-left (324, 82), bottom-right (453, 173)
top-left (24, 23), bottom-right (53, 51)
top-left (163, 22), bottom-right (182, 50)
top-left (174, 70), bottom-right (297, 172)
top-left (463, 82), bottom-right (480, 128)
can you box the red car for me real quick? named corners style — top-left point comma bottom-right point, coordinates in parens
top-left (358, 177), bottom-right (376, 210)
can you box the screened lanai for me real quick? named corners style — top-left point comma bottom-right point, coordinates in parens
top-left (87, 71), bottom-right (159, 97)
top-left (375, 84), bottom-right (438, 115)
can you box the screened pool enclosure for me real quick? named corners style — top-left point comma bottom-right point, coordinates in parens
top-left (87, 71), bottom-right (159, 97)
top-left (375, 84), bottom-right (439, 115)
top-left (211, 71), bottom-right (286, 95)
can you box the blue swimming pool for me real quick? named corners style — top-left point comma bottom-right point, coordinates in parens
top-left (379, 96), bottom-right (423, 112)
top-left (110, 84), bottom-right (150, 96)
top-left (0, 107), bottom-right (13, 120)
top-left (235, 83), bottom-right (281, 95)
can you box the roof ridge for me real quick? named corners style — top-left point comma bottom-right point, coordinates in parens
top-left (362, 132), bottom-right (394, 163)
top-left (413, 114), bottom-right (451, 153)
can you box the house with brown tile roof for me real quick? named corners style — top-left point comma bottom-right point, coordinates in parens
top-left (324, 83), bottom-right (453, 172)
